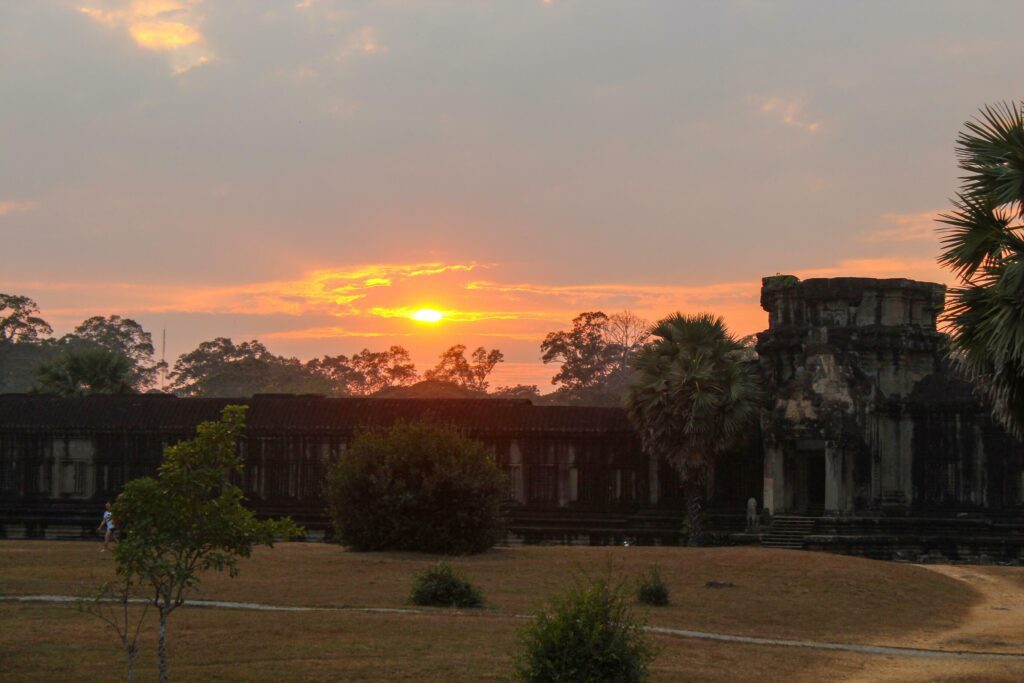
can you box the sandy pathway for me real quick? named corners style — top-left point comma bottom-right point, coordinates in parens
top-left (923, 565), bottom-right (1024, 653)
top-left (834, 564), bottom-right (1024, 682)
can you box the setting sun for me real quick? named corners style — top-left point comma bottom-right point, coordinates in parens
top-left (411, 308), bottom-right (443, 323)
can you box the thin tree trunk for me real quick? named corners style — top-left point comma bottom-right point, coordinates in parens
top-left (158, 608), bottom-right (169, 683)
top-left (684, 478), bottom-right (704, 547)
top-left (126, 647), bottom-right (137, 683)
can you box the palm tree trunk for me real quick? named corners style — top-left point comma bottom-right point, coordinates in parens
top-left (684, 477), bottom-right (704, 547)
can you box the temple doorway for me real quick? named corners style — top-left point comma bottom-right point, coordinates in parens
top-left (787, 449), bottom-right (826, 515)
top-left (805, 452), bottom-right (825, 514)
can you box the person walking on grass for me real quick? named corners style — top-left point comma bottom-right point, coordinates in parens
top-left (97, 501), bottom-right (117, 552)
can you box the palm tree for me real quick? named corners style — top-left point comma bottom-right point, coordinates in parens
top-left (625, 313), bottom-right (761, 547)
top-left (35, 347), bottom-right (135, 396)
top-left (938, 102), bottom-right (1024, 437)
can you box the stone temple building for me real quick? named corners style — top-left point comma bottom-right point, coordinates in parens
top-left (757, 275), bottom-right (1023, 517)
top-left (1, 274), bottom-right (1022, 559)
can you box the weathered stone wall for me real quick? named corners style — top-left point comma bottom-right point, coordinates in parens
top-left (757, 275), bottom-right (1024, 516)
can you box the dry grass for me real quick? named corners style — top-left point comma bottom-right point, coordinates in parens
top-left (0, 541), bottom-right (975, 642)
top-left (4, 602), bottom-right (1023, 683)
top-left (1, 541), bottom-right (1022, 682)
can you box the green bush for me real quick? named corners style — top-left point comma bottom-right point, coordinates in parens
top-left (514, 576), bottom-right (655, 682)
top-left (325, 420), bottom-right (506, 554)
top-left (410, 562), bottom-right (483, 608)
top-left (636, 564), bottom-right (670, 606)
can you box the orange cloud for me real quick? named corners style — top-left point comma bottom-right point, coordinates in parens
top-left (0, 200), bottom-right (38, 216)
top-left (266, 327), bottom-right (399, 340)
top-left (755, 95), bottom-right (822, 133)
top-left (129, 19), bottom-right (200, 49)
top-left (339, 26), bottom-right (386, 60)
top-left (78, 1), bottom-right (210, 73)
top-left (862, 210), bottom-right (945, 242)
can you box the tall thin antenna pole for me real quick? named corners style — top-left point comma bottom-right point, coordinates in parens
top-left (161, 327), bottom-right (167, 391)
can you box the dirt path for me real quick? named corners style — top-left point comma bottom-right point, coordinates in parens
top-left (922, 564), bottom-right (1024, 653)
top-left (5, 577), bottom-right (1024, 664)
top-left (833, 564), bottom-right (1024, 682)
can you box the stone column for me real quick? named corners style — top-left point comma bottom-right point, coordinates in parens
top-left (824, 443), bottom-right (840, 512)
top-left (557, 444), bottom-right (571, 508)
top-left (648, 452), bottom-right (659, 505)
top-left (763, 445), bottom-right (784, 514)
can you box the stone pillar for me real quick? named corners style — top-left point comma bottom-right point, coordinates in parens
top-left (509, 441), bottom-right (525, 504)
top-left (648, 452), bottom-right (659, 505)
top-left (763, 445), bottom-right (784, 514)
top-left (824, 444), bottom-right (840, 512)
top-left (900, 415), bottom-right (914, 505)
top-left (557, 445), bottom-right (572, 507)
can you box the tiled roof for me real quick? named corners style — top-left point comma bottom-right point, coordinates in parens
top-left (0, 394), bottom-right (636, 437)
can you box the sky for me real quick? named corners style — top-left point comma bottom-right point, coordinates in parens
top-left (2, 1), bottom-right (1023, 390)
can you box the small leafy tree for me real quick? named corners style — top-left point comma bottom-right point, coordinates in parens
top-left (111, 405), bottom-right (301, 682)
top-left (514, 575), bottom-right (655, 682)
top-left (77, 577), bottom-right (149, 683)
top-left (326, 420), bottom-right (506, 553)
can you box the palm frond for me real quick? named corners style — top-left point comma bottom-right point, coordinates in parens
top-left (956, 101), bottom-right (1024, 213)
top-left (937, 193), bottom-right (1014, 280)
top-left (624, 313), bottom-right (763, 479)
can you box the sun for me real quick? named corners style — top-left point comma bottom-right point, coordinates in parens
top-left (411, 308), bottom-right (443, 323)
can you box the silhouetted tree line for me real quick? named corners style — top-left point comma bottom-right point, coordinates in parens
top-left (0, 293), bottom-right (649, 404)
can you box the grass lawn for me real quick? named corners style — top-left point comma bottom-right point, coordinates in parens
top-left (1, 541), bottom-right (1022, 681)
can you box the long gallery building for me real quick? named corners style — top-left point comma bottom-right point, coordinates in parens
top-left (0, 394), bottom-right (760, 544)
top-left (2, 275), bottom-right (1024, 560)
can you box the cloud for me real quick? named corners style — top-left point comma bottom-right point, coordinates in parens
top-left (0, 200), bottom-right (38, 216)
top-left (861, 209), bottom-right (944, 242)
top-left (78, 1), bottom-right (210, 73)
top-left (339, 26), bottom-right (386, 60)
top-left (754, 96), bottom-right (822, 133)
top-left (266, 326), bottom-right (398, 340)
top-left (3, 262), bottom-right (481, 317)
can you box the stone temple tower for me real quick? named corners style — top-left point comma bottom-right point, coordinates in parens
top-left (754, 275), bottom-right (1020, 516)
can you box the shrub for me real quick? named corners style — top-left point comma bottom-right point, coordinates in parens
top-left (636, 564), bottom-right (670, 606)
top-left (410, 562), bottom-right (483, 608)
top-left (514, 576), bottom-right (655, 682)
top-left (325, 420), bottom-right (506, 554)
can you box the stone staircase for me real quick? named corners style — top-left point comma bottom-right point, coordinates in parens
top-left (762, 515), bottom-right (818, 550)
